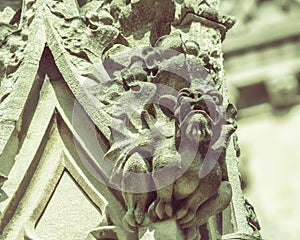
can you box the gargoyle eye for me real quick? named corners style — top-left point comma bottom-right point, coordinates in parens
top-left (131, 85), bottom-right (141, 92)
top-left (121, 71), bottom-right (133, 83)
top-left (207, 90), bottom-right (223, 105)
top-left (213, 96), bottom-right (220, 103)
top-left (189, 93), bottom-right (195, 98)
top-left (132, 69), bottom-right (147, 82)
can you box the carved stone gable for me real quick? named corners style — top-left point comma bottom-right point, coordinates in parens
top-left (0, 0), bottom-right (261, 239)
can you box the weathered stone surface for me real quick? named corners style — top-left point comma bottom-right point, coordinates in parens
top-left (139, 219), bottom-right (184, 240)
top-left (0, 0), bottom-right (262, 239)
top-left (91, 46), bottom-right (237, 239)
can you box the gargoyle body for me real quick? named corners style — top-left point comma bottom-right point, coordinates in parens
top-left (90, 47), bottom-right (236, 239)
top-left (82, 1), bottom-right (237, 239)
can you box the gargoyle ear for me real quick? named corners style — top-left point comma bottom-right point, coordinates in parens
top-left (159, 95), bottom-right (177, 118)
top-left (225, 103), bottom-right (237, 123)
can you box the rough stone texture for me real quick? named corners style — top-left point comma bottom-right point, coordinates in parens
top-left (139, 219), bottom-right (184, 240)
top-left (221, 1), bottom-right (300, 240)
top-left (0, 0), bottom-right (261, 239)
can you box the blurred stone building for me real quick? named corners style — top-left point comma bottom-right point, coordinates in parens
top-left (221, 1), bottom-right (300, 239)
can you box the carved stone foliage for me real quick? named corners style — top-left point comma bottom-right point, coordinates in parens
top-left (45, 0), bottom-right (118, 75)
top-left (0, 0), bottom-right (41, 106)
top-left (46, 0), bottom-right (234, 88)
top-left (0, 7), bottom-right (23, 104)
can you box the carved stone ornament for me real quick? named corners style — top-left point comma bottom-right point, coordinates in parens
top-left (0, 0), bottom-right (262, 240)
top-left (84, 46), bottom-right (237, 239)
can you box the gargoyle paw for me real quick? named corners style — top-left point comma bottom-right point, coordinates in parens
top-left (123, 208), bottom-right (136, 232)
top-left (176, 206), bottom-right (197, 225)
top-left (148, 198), bottom-right (173, 220)
top-left (123, 206), bottom-right (145, 232)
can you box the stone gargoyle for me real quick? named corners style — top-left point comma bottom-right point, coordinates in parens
top-left (89, 46), bottom-right (237, 239)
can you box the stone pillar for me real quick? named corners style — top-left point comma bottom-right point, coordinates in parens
top-left (0, 0), bottom-right (261, 239)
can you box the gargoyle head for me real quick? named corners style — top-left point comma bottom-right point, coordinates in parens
top-left (174, 88), bottom-right (222, 145)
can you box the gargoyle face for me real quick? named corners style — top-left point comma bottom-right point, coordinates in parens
top-left (120, 48), bottom-right (164, 90)
top-left (183, 111), bottom-right (213, 143)
top-left (173, 88), bottom-right (225, 147)
top-left (176, 88), bottom-right (223, 122)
